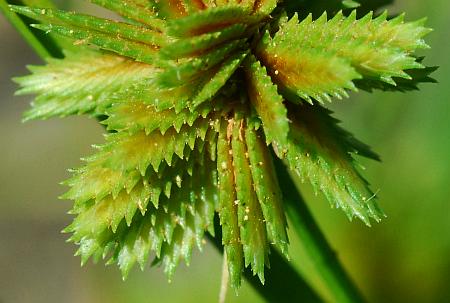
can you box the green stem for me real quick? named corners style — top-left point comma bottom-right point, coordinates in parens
top-left (0, 0), bottom-right (50, 59)
top-left (274, 158), bottom-right (366, 303)
top-left (1, 0), bottom-right (63, 59)
top-left (208, 221), bottom-right (323, 303)
top-left (19, 0), bottom-right (55, 7)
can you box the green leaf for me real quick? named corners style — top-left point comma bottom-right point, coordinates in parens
top-left (274, 158), bottom-right (366, 303)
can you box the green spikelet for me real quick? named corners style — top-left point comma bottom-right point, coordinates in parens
top-left (244, 120), bottom-right (289, 258)
top-left (282, 103), bottom-right (384, 225)
top-left (9, 0), bottom-right (433, 290)
top-left (244, 54), bottom-right (289, 147)
top-left (14, 51), bottom-right (157, 120)
top-left (256, 10), bottom-right (431, 103)
top-left (217, 119), bottom-right (244, 288)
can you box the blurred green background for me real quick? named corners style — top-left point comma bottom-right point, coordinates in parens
top-left (0, 1), bottom-right (449, 302)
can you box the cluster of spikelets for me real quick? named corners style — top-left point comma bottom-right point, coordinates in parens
top-left (10, 0), bottom-right (432, 289)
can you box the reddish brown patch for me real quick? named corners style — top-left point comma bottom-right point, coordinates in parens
top-left (257, 50), bottom-right (294, 87)
top-left (189, 21), bottom-right (237, 36)
top-left (253, 0), bottom-right (263, 12)
top-left (168, 0), bottom-right (187, 18)
top-left (190, 0), bottom-right (207, 10)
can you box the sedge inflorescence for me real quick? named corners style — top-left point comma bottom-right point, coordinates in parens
top-left (11, 0), bottom-right (432, 288)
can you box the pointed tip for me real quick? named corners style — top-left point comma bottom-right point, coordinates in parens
top-left (120, 267), bottom-right (131, 281)
top-left (61, 225), bottom-right (73, 234)
top-left (342, 1), bottom-right (360, 9)
top-left (279, 243), bottom-right (290, 261)
top-left (380, 75), bottom-right (397, 86)
top-left (21, 115), bottom-right (33, 123)
top-left (8, 4), bottom-right (24, 13)
top-left (257, 271), bottom-right (265, 285)
top-left (30, 23), bottom-right (45, 30)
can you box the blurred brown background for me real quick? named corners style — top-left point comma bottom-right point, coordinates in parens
top-left (0, 1), bottom-right (449, 302)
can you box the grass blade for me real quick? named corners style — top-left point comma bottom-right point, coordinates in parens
top-left (1, 0), bottom-right (65, 59)
top-left (209, 218), bottom-right (322, 303)
top-left (274, 156), bottom-right (366, 303)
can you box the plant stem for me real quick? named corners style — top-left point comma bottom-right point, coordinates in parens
top-left (274, 158), bottom-right (366, 303)
top-left (19, 0), bottom-right (55, 7)
top-left (0, 0), bottom-right (50, 59)
top-left (209, 218), bottom-right (322, 303)
top-left (0, 0), bottom-right (64, 59)
top-left (218, 251), bottom-right (229, 303)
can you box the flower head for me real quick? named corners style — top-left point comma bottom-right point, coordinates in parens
top-left (11, 0), bottom-right (432, 288)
